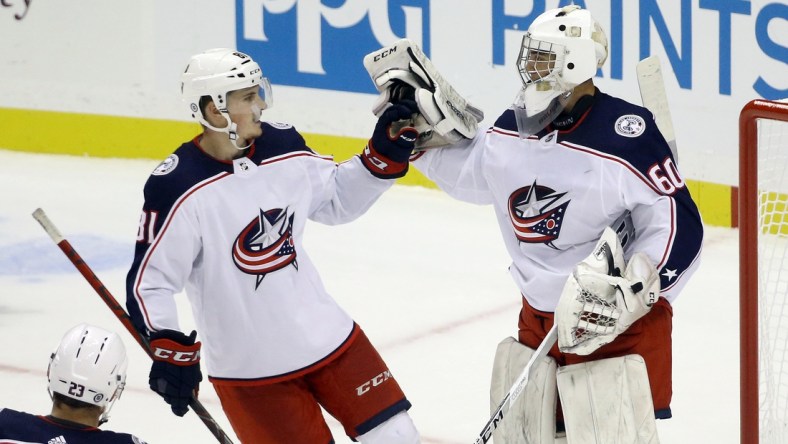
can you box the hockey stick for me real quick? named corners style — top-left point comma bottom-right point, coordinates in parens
top-left (473, 325), bottom-right (558, 444)
top-left (32, 208), bottom-right (235, 444)
top-left (636, 55), bottom-right (679, 162)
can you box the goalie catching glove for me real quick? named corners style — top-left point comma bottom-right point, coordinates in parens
top-left (364, 38), bottom-right (484, 150)
top-left (149, 329), bottom-right (203, 416)
top-left (555, 227), bottom-right (660, 355)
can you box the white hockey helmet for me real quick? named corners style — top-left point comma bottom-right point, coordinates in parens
top-left (181, 48), bottom-right (273, 146)
top-left (512, 6), bottom-right (608, 136)
top-left (47, 324), bottom-right (128, 424)
top-left (517, 5), bottom-right (608, 89)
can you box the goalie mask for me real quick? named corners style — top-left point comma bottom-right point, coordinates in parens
top-left (512, 5), bottom-right (608, 137)
top-left (48, 324), bottom-right (128, 424)
top-left (181, 48), bottom-right (273, 149)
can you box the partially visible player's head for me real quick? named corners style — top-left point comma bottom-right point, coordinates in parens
top-left (512, 5), bottom-right (608, 135)
top-left (48, 323), bottom-right (128, 425)
top-left (181, 48), bottom-right (273, 149)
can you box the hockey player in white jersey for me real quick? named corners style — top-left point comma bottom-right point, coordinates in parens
top-left (365, 5), bottom-right (703, 443)
top-left (0, 324), bottom-right (147, 444)
top-left (125, 48), bottom-right (420, 443)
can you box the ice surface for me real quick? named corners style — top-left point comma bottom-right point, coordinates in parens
top-left (0, 149), bottom-right (739, 443)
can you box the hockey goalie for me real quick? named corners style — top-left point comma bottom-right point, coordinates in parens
top-left (365, 5), bottom-right (703, 443)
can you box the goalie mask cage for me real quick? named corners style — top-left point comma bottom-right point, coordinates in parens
top-left (739, 98), bottom-right (788, 444)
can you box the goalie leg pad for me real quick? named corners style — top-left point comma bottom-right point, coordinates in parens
top-left (490, 337), bottom-right (558, 444)
top-left (556, 355), bottom-right (659, 444)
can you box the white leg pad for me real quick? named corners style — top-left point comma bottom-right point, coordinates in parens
top-left (556, 354), bottom-right (659, 444)
top-left (356, 411), bottom-right (420, 444)
top-left (490, 337), bottom-right (558, 444)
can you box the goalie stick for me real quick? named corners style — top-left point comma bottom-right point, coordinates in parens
top-left (32, 208), bottom-right (235, 444)
top-left (636, 55), bottom-right (679, 162)
top-left (474, 324), bottom-right (557, 444)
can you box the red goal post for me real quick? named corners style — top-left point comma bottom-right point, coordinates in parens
top-left (739, 98), bottom-right (788, 444)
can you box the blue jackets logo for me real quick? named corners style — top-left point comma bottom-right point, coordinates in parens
top-left (237, 0), bottom-right (430, 94)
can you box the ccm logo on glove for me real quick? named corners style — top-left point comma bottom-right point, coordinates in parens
top-left (148, 330), bottom-right (203, 416)
top-left (150, 336), bottom-right (201, 365)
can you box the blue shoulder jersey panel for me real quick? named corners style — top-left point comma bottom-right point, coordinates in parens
top-left (493, 92), bottom-right (673, 170)
top-left (141, 121), bottom-right (312, 218)
top-left (557, 92), bottom-right (674, 171)
top-left (125, 122), bottom-right (312, 334)
top-left (492, 107), bottom-right (518, 133)
top-left (0, 409), bottom-right (144, 444)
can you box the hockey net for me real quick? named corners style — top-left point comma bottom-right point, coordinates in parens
top-left (739, 99), bottom-right (788, 444)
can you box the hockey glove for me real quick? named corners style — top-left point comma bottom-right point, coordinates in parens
top-left (149, 329), bottom-right (202, 416)
top-left (361, 100), bottom-right (419, 179)
top-left (555, 228), bottom-right (660, 355)
top-left (364, 39), bottom-right (484, 150)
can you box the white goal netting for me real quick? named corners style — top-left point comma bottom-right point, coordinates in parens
top-left (755, 114), bottom-right (788, 444)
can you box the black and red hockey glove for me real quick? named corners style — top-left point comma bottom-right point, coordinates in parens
top-left (149, 329), bottom-right (202, 417)
top-left (361, 100), bottom-right (419, 179)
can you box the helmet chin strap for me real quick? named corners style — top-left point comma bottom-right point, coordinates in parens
top-left (226, 120), bottom-right (252, 151)
top-left (199, 111), bottom-right (254, 150)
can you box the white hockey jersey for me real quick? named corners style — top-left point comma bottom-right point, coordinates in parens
top-left (412, 91), bottom-right (703, 312)
top-left (126, 122), bottom-right (391, 383)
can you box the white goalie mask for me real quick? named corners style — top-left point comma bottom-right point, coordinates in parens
top-left (47, 324), bottom-right (128, 424)
top-left (512, 5), bottom-right (608, 137)
top-left (181, 48), bottom-right (273, 149)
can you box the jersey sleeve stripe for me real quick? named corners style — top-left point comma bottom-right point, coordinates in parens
top-left (259, 151), bottom-right (334, 166)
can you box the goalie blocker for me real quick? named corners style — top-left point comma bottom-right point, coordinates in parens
top-left (363, 39), bottom-right (484, 150)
